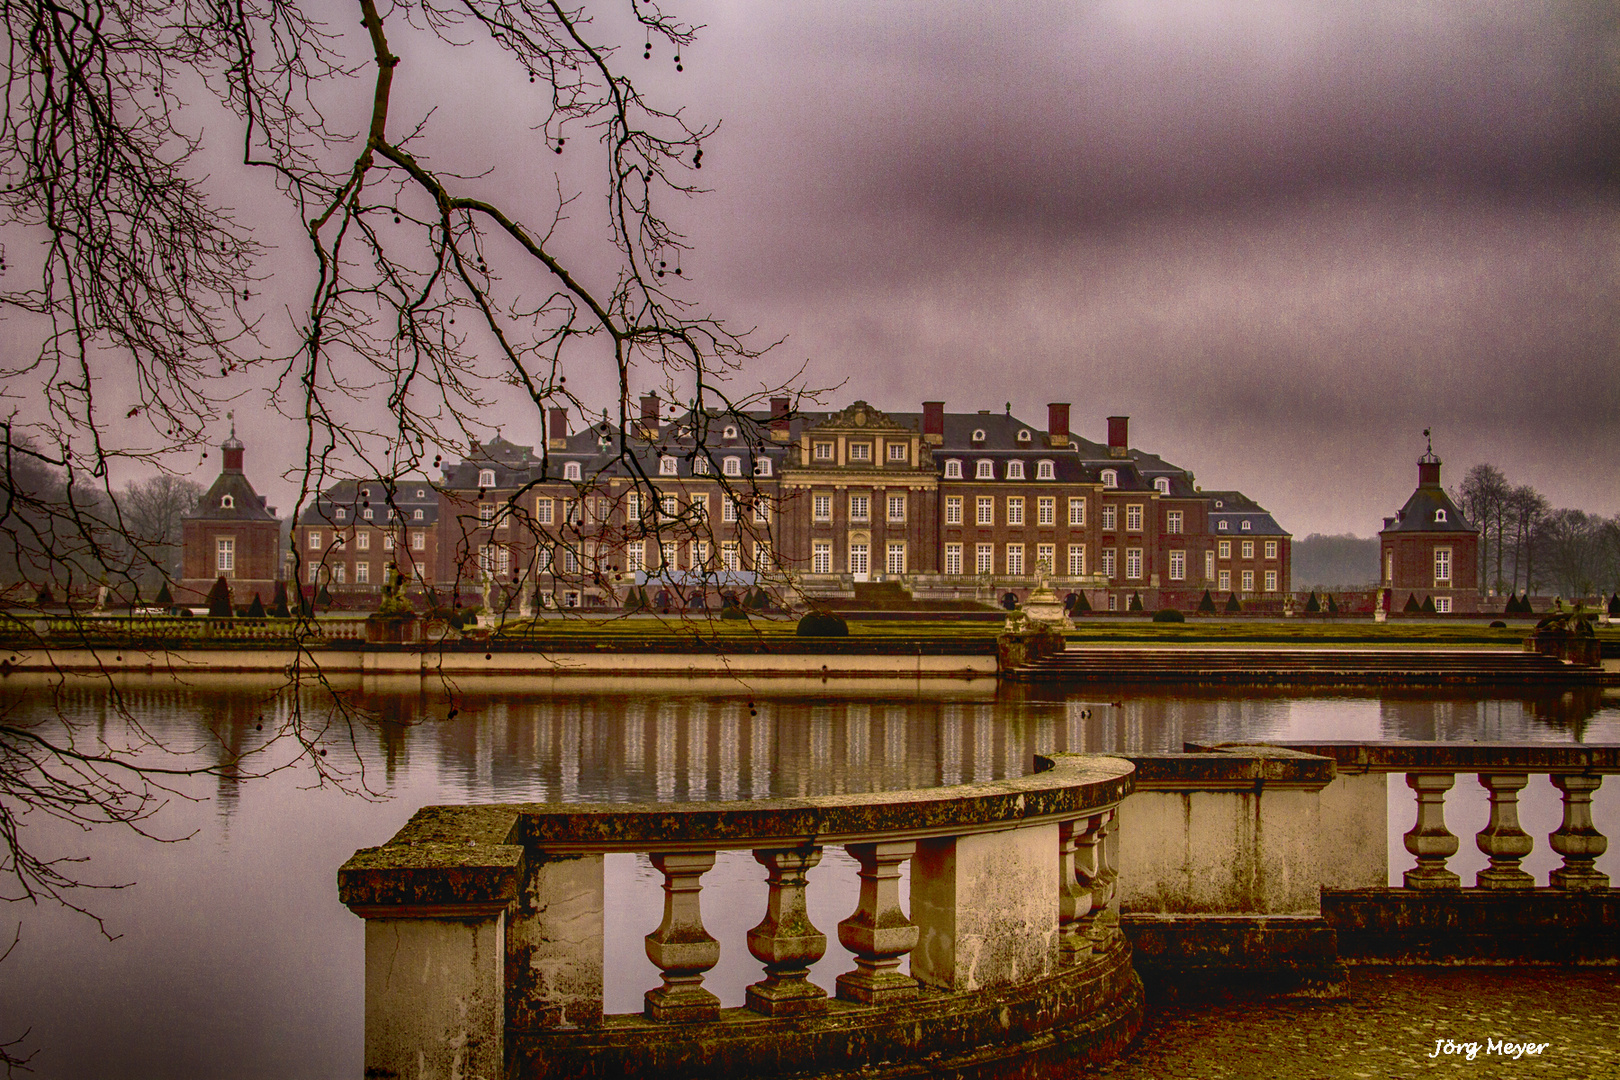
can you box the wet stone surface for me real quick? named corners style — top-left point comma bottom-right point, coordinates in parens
top-left (1084, 967), bottom-right (1620, 1079)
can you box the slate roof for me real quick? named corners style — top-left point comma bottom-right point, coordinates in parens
top-left (1382, 486), bottom-right (1475, 533)
top-left (297, 477), bottom-right (440, 527)
top-left (1204, 491), bottom-right (1289, 536)
top-left (190, 471), bottom-right (277, 522)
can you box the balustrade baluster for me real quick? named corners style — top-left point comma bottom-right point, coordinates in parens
top-left (1060, 815), bottom-right (1101, 959)
top-left (1403, 773), bottom-right (1460, 888)
top-left (1475, 773), bottom-right (1534, 889)
top-left (1088, 809), bottom-right (1120, 945)
top-left (1549, 774), bottom-right (1609, 891)
top-left (745, 846), bottom-right (828, 1016)
top-left (643, 851), bottom-right (721, 1022)
top-left (836, 841), bottom-right (919, 1004)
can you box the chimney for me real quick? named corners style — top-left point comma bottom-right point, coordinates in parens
top-left (638, 393), bottom-right (660, 440)
top-left (548, 407), bottom-right (568, 450)
top-left (922, 401), bottom-right (945, 446)
top-left (1107, 415), bottom-right (1129, 459)
top-left (1047, 403), bottom-right (1070, 448)
top-left (770, 397), bottom-right (791, 442)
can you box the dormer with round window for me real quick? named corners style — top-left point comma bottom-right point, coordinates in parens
top-left (221, 495), bottom-right (234, 509)
top-left (723, 425), bottom-right (739, 441)
top-left (1435, 509), bottom-right (1447, 523)
top-left (971, 428), bottom-right (986, 444)
top-left (1016, 429), bottom-right (1032, 444)
top-left (1101, 469), bottom-right (1118, 489)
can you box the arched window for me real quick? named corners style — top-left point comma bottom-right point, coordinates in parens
top-left (976, 460), bottom-right (994, 480)
top-left (1435, 509), bottom-right (1447, 523)
top-left (724, 456), bottom-right (742, 476)
top-left (659, 456), bottom-right (678, 476)
top-left (220, 495), bottom-right (234, 509)
top-left (754, 457), bottom-right (773, 477)
top-left (1037, 460), bottom-right (1055, 480)
top-left (944, 459), bottom-right (962, 479)
top-left (361, 487), bottom-right (371, 499)
top-left (693, 456), bottom-right (710, 474)
top-left (477, 469), bottom-right (495, 488)
top-left (1006, 461), bottom-right (1025, 480)
top-left (413, 509), bottom-right (423, 520)
top-left (1154, 477), bottom-right (1170, 494)
top-left (564, 461), bottom-right (582, 481)
top-left (1101, 469), bottom-right (1117, 488)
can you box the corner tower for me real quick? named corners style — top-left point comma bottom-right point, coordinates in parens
top-left (1377, 434), bottom-right (1480, 614)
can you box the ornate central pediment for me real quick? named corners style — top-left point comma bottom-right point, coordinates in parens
top-left (809, 401), bottom-right (915, 433)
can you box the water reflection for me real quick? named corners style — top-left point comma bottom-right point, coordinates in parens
top-left (0, 677), bottom-right (1616, 1080)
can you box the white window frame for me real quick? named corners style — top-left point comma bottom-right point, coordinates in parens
top-left (536, 497), bottom-right (554, 525)
top-left (216, 537), bottom-right (235, 574)
top-left (659, 456), bottom-right (678, 476)
top-left (1242, 540), bottom-right (1255, 560)
top-left (754, 457), bottom-right (773, 477)
top-left (308, 530), bottom-right (322, 550)
top-left (411, 531), bottom-right (424, 551)
top-left (1036, 543), bottom-right (1055, 575)
top-left (811, 541), bottom-right (832, 574)
top-left (1038, 497), bottom-right (1055, 526)
top-left (1218, 540), bottom-right (1231, 560)
top-left (1126, 504), bottom-right (1143, 532)
top-left (1167, 510), bottom-right (1183, 534)
top-left (1265, 569), bottom-right (1278, 592)
top-left (886, 542), bottom-right (906, 575)
top-left (1102, 548), bottom-right (1116, 580)
top-left (849, 443), bottom-right (872, 462)
top-left (848, 542), bottom-right (869, 575)
top-left (1435, 546), bottom-right (1452, 585)
top-left (356, 532), bottom-right (370, 551)
top-left (1037, 460), bottom-right (1054, 480)
top-left (724, 456), bottom-right (742, 477)
top-left (975, 544), bottom-right (994, 575)
top-left (1067, 545), bottom-right (1086, 576)
top-left (1241, 569), bottom-right (1255, 593)
top-left (355, 561), bottom-right (370, 584)
top-left (1154, 477), bottom-right (1170, 494)
top-left (1101, 505), bottom-right (1116, 531)
top-left (1265, 540), bottom-right (1278, 560)
top-left (478, 469), bottom-right (495, 488)
top-left (1219, 569), bottom-right (1231, 592)
top-left (975, 460), bottom-right (994, 480)
top-left (1101, 469), bottom-right (1117, 488)
top-left (564, 461), bottom-right (582, 481)
top-left (1006, 461), bottom-right (1025, 480)
top-left (1435, 596), bottom-right (1452, 613)
top-left (1006, 543), bottom-right (1024, 576)
top-left (944, 459), bottom-right (963, 479)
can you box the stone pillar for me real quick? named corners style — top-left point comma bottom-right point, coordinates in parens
top-left (644, 851), bottom-right (721, 1021)
top-left (1058, 816), bottom-right (1099, 960)
top-left (746, 846), bottom-right (828, 1015)
top-left (1403, 773), bottom-right (1460, 889)
top-left (507, 852), bottom-right (605, 1029)
top-left (911, 824), bottom-right (1059, 992)
top-left (1549, 774), bottom-right (1609, 891)
top-left (1474, 773), bottom-right (1534, 890)
top-left (836, 841), bottom-right (919, 1004)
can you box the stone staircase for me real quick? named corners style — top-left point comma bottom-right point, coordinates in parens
top-left (1009, 646), bottom-right (1603, 684)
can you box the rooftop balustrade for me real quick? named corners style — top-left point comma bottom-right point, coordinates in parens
top-left (339, 754), bottom-right (1140, 1080)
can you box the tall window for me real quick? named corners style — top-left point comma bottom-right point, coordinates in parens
top-left (887, 494), bottom-right (906, 522)
top-left (753, 500), bottom-right (770, 524)
top-left (659, 456), bottom-right (678, 476)
top-left (1069, 498), bottom-right (1086, 526)
top-left (1434, 547), bottom-right (1451, 584)
top-left (812, 542), bottom-right (831, 574)
top-left (625, 493), bottom-right (641, 521)
top-left (690, 540), bottom-right (710, 569)
top-left (536, 548), bottom-right (553, 574)
top-left (1264, 570), bottom-right (1278, 592)
top-left (886, 542), bottom-right (905, 574)
top-left (661, 494), bottom-right (678, 518)
top-left (411, 532), bottom-right (425, 551)
top-left (1037, 497), bottom-right (1055, 525)
top-left (813, 493), bottom-right (832, 522)
top-left (1218, 540), bottom-right (1231, 560)
top-left (975, 544), bottom-right (994, 575)
top-left (1219, 569), bottom-right (1231, 592)
top-left (849, 494), bottom-right (869, 522)
top-left (626, 541), bottom-right (645, 573)
top-left (1006, 544), bottom-right (1024, 576)
top-left (1125, 504), bottom-right (1143, 531)
top-left (1169, 550), bottom-right (1186, 581)
top-left (478, 469), bottom-right (495, 488)
top-left (1036, 543), bottom-right (1055, 575)
top-left (1241, 540), bottom-right (1254, 560)
top-left (536, 497), bottom-right (554, 524)
top-left (384, 533), bottom-right (396, 551)
top-left (357, 532), bottom-right (370, 550)
top-left (945, 496), bottom-right (963, 525)
top-left (722, 541), bottom-right (740, 571)
top-left (1100, 505), bottom-right (1116, 531)
top-left (661, 542), bottom-right (678, 569)
top-left (1125, 548), bottom-right (1142, 579)
top-left (564, 462), bottom-right (582, 481)
top-left (690, 493), bottom-right (708, 521)
top-left (1264, 540), bottom-right (1278, 559)
top-left (848, 543), bottom-right (868, 575)
top-left (1241, 570), bottom-right (1254, 593)
top-left (976, 496), bottom-right (994, 526)
top-left (692, 456), bottom-right (710, 475)
top-left (216, 537), bottom-right (235, 573)
top-left (479, 503), bottom-right (495, 525)
top-left (1205, 550), bottom-right (1215, 581)
top-left (1385, 551), bottom-right (1394, 582)
top-left (1166, 510), bottom-right (1183, 534)
top-left (1006, 497), bottom-right (1024, 525)
top-left (1101, 548), bottom-right (1116, 579)
top-left (945, 543), bottom-right (962, 575)
top-left (308, 531), bottom-right (322, 549)
top-left (723, 498), bottom-right (738, 523)
top-left (754, 540), bottom-right (773, 573)
top-left (724, 457), bottom-right (742, 476)
top-left (1067, 545), bottom-right (1085, 576)
top-left (355, 561), bottom-right (370, 584)
top-left (334, 564), bottom-right (346, 584)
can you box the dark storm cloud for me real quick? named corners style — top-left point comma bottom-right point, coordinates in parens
top-left (675, 0), bottom-right (1620, 534)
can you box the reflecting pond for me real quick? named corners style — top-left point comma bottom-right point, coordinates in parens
top-left (1, 676), bottom-right (1617, 1079)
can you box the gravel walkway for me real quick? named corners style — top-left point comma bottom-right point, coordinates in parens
top-left (1085, 968), bottom-right (1620, 1079)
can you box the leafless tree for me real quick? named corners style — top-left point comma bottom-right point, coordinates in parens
top-left (1455, 463), bottom-right (1509, 595)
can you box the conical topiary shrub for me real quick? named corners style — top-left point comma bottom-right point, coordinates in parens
top-left (1197, 589), bottom-right (1216, 614)
top-left (36, 585), bottom-right (54, 605)
top-left (1403, 593), bottom-right (1422, 613)
top-left (1608, 592), bottom-right (1619, 617)
top-left (1304, 591), bottom-right (1320, 613)
top-left (206, 576), bottom-right (233, 618)
top-left (247, 593), bottom-right (266, 619)
top-left (269, 580), bottom-right (291, 618)
top-left (316, 583), bottom-right (332, 608)
top-left (155, 582), bottom-right (174, 606)
top-left (1224, 592), bottom-right (1241, 614)
top-left (1128, 592), bottom-right (1145, 612)
top-left (1421, 595), bottom-right (1438, 614)
top-left (1071, 590), bottom-right (1092, 613)
top-left (1326, 594), bottom-right (1339, 614)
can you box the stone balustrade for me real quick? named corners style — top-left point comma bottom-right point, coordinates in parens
top-left (339, 754), bottom-right (1140, 1080)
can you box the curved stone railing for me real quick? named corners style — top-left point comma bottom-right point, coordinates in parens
top-left (338, 754), bottom-right (1139, 1080)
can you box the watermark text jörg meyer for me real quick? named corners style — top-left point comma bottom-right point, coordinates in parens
top-left (1430, 1039), bottom-right (1550, 1061)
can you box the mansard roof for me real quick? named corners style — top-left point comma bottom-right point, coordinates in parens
top-left (1204, 491), bottom-right (1290, 536)
top-left (190, 470), bottom-right (277, 522)
top-left (1382, 486), bottom-right (1475, 534)
top-left (297, 477), bottom-right (439, 526)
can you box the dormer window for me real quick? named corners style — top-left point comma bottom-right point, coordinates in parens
top-left (1154, 477), bottom-right (1170, 494)
top-left (659, 456), bottom-right (678, 476)
top-left (723, 456), bottom-right (742, 476)
top-left (1214, 499), bottom-right (1224, 508)
top-left (754, 457), bottom-right (773, 477)
top-left (361, 487), bottom-right (371, 499)
top-left (564, 461), bottom-right (582, 481)
top-left (1016, 429), bottom-right (1032, 443)
top-left (1435, 509), bottom-right (1447, 523)
top-left (1006, 461), bottom-right (1025, 480)
top-left (413, 509), bottom-right (423, 520)
top-left (944, 460), bottom-right (963, 479)
top-left (363, 508), bottom-right (373, 520)
top-left (975, 460), bottom-right (994, 480)
top-left (693, 456), bottom-right (710, 475)
top-left (1101, 469), bottom-right (1118, 488)
top-left (335, 507), bottom-right (346, 520)
top-left (416, 489), bottom-right (425, 499)
top-left (723, 425), bottom-right (739, 440)
top-left (1218, 521), bottom-right (1229, 531)
top-left (1241, 520), bottom-right (1251, 531)
top-left (971, 428), bottom-right (986, 443)
top-left (478, 469), bottom-right (495, 488)
top-left (220, 495), bottom-right (234, 509)
top-left (1037, 460), bottom-right (1055, 480)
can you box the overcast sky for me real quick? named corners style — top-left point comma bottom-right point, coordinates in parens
top-left (73, 0), bottom-right (1618, 538)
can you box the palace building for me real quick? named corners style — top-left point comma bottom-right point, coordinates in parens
top-left (1379, 440), bottom-right (1480, 614)
top-left (179, 424), bottom-right (282, 605)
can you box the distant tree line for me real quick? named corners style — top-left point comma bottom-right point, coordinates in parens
top-left (1454, 464), bottom-right (1620, 600)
